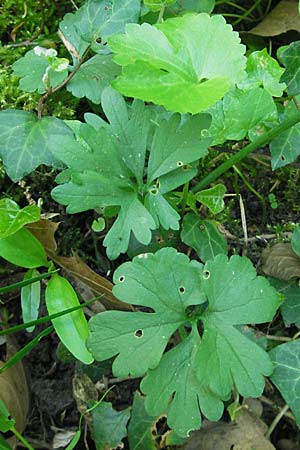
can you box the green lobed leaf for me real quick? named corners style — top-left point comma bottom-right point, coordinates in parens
top-left (59, 0), bottom-right (140, 57)
top-left (127, 228), bottom-right (179, 258)
top-left (21, 269), bottom-right (41, 332)
top-left (280, 41), bottom-right (300, 96)
top-left (195, 254), bottom-right (281, 398)
top-left (0, 110), bottom-right (73, 181)
top-left (108, 13), bottom-right (246, 113)
top-left (181, 213), bottom-right (227, 262)
top-left (292, 226), bottom-right (300, 257)
top-left (87, 248), bottom-right (205, 377)
top-left (66, 54), bottom-right (120, 103)
top-left (92, 401), bottom-right (130, 450)
top-left (269, 340), bottom-right (300, 425)
top-left (0, 400), bottom-right (14, 433)
top-left (46, 274), bottom-right (94, 364)
top-left (12, 48), bottom-right (68, 94)
top-left (195, 184), bottom-right (226, 214)
top-left (127, 393), bottom-right (158, 450)
top-left (270, 99), bottom-right (300, 169)
top-left (141, 327), bottom-right (225, 437)
top-left (51, 88), bottom-right (211, 258)
top-left (0, 228), bottom-right (48, 268)
top-left (207, 87), bottom-right (278, 145)
top-left (239, 48), bottom-right (285, 97)
top-left (0, 198), bottom-right (40, 239)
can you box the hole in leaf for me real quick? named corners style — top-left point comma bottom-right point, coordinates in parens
top-left (199, 224), bottom-right (205, 231)
top-left (155, 235), bottom-right (164, 244)
top-left (119, 276), bottom-right (125, 283)
top-left (203, 270), bottom-right (210, 280)
top-left (176, 161), bottom-right (184, 167)
top-left (150, 188), bottom-right (158, 195)
top-left (134, 329), bottom-right (143, 338)
top-left (201, 128), bottom-right (210, 137)
top-left (167, 232), bottom-right (174, 240)
top-left (179, 286), bottom-right (185, 294)
top-left (280, 155), bottom-right (285, 161)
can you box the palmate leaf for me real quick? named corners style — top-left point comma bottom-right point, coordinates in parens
top-left (87, 248), bottom-right (280, 437)
top-left (51, 88), bottom-right (211, 259)
top-left (108, 13), bottom-right (246, 113)
top-left (92, 402), bottom-right (130, 450)
top-left (0, 110), bottom-right (72, 181)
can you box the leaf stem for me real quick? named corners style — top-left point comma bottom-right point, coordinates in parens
top-left (192, 110), bottom-right (300, 193)
top-left (265, 404), bottom-right (290, 439)
top-left (37, 45), bottom-right (91, 119)
top-left (157, 6), bottom-right (165, 23)
top-left (11, 427), bottom-right (35, 450)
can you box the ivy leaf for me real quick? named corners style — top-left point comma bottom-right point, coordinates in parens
top-left (108, 13), bottom-right (246, 113)
top-left (127, 393), bottom-right (158, 450)
top-left (181, 214), bottom-right (227, 262)
top-left (51, 89), bottom-right (211, 259)
top-left (12, 48), bottom-right (68, 94)
top-left (269, 278), bottom-right (300, 326)
top-left (87, 248), bottom-right (205, 377)
top-left (280, 41), bottom-right (300, 96)
top-left (239, 48), bottom-right (285, 97)
top-left (270, 99), bottom-right (300, 169)
top-left (269, 340), bottom-right (300, 425)
top-left (66, 55), bottom-right (120, 103)
top-left (195, 254), bottom-right (281, 398)
top-left (207, 87), bottom-right (278, 145)
top-left (292, 226), bottom-right (300, 257)
top-left (0, 199), bottom-right (40, 239)
top-left (141, 327), bottom-right (225, 437)
top-left (195, 184), bottom-right (226, 214)
top-left (59, 0), bottom-right (140, 57)
top-left (0, 110), bottom-right (72, 181)
top-left (92, 402), bottom-right (130, 450)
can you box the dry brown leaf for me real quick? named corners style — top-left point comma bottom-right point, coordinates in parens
top-left (180, 409), bottom-right (275, 450)
top-left (249, 0), bottom-right (300, 36)
top-left (261, 243), bottom-right (300, 280)
top-left (0, 337), bottom-right (29, 448)
top-left (27, 219), bottom-right (132, 311)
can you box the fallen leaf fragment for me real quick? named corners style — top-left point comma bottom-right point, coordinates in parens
top-left (249, 0), bottom-right (300, 36)
top-left (261, 243), bottom-right (300, 280)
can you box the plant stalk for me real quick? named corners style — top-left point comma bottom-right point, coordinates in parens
top-left (192, 110), bottom-right (300, 193)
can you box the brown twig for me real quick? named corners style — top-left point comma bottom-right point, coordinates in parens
top-left (37, 46), bottom-right (91, 119)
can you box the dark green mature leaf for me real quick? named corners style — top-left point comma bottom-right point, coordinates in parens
top-left (0, 400), bottom-right (14, 433)
top-left (0, 228), bottom-right (48, 268)
top-left (145, 0), bottom-right (176, 11)
top-left (181, 214), bottom-right (227, 262)
top-left (269, 278), bottom-right (300, 327)
top-left (66, 55), bottom-right (120, 103)
top-left (51, 88), bottom-right (211, 259)
top-left (280, 41), bottom-right (300, 96)
top-left (269, 340), bottom-right (300, 425)
top-left (128, 393), bottom-right (157, 450)
top-left (270, 100), bottom-right (300, 169)
top-left (207, 87), bottom-right (278, 145)
top-left (292, 226), bottom-right (300, 257)
top-left (0, 110), bottom-right (73, 181)
top-left (195, 254), bottom-right (281, 398)
top-left (239, 48), bottom-right (285, 97)
top-left (0, 434), bottom-right (12, 450)
top-left (0, 199), bottom-right (40, 239)
top-left (87, 248), bottom-right (204, 377)
top-left (59, 0), bottom-right (140, 56)
top-left (109, 13), bottom-right (246, 113)
top-left (92, 402), bottom-right (130, 450)
top-left (172, 0), bottom-right (215, 13)
top-left (142, 327), bottom-right (225, 437)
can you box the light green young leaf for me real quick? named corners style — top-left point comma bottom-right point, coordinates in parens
top-left (108, 13), bottom-right (246, 113)
top-left (207, 87), bottom-right (278, 145)
top-left (21, 269), bottom-right (41, 332)
top-left (46, 274), bottom-right (94, 364)
top-left (239, 48), bottom-right (285, 96)
top-left (181, 214), bottom-right (227, 262)
top-left (0, 110), bottom-right (73, 181)
top-left (51, 89), bottom-right (211, 258)
top-left (141, 327), bottom-right (225, 437)
top-left (0, 400), bottom-right (14, 433)
top-left (0, 228), bottom-right (48, 268)
top-left (66, 55), bottom-right (120, 103)
top-left (270, 99), bottom-right (300, 169)
top-left (59, 0), bottom-right (140, 56)
top-left (127, 393), bottom-right (157, 450)
top-left (195, 184), bottom-right (226, 214)
top-left (12, 48), bottom-right (68, 94)
top-left (292, 226), bottom-right (300, 257)
top-left (87, 248), bottom-right (204, 377)
top-left (145, 0), bottom-right (176, 11)
top-left (280, 41), bottom-right (300, 96)
top-left (92, 402), bottom-right (130, 450)
top-left (269, 340), bottom-right (300, 425)
top-left (0, 199), bottom-right (40, 238)
top-left (195, 254), bottom-right (281, 398)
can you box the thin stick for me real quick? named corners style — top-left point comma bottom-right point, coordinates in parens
top-left (266, 404), bottom-right (290, 439)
